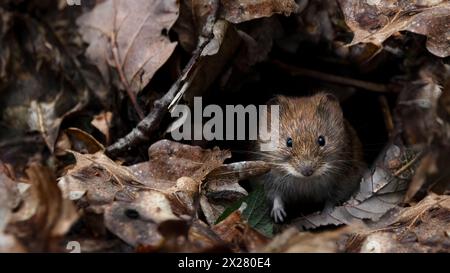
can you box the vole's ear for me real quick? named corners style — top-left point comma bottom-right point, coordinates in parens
top-left (267, 95), bottom-right (290, 108)
top-left (316, 92), bottom-right (340, 106)
top-left (324, 93), bottom-right (338, 102)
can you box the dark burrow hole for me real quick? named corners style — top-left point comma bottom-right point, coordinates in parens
top-left (195, 61), bottom-right (391, 168)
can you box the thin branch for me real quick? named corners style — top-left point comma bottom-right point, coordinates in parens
top-left (272, 60), bottom-right (389, 93)
top-left (105, 0), bottom-right (220, 158)
top-left (379, 95), bottom-right (395, 136)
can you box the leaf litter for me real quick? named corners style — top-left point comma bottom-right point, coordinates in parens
top-left (0, 0), bottom-right (448, 253)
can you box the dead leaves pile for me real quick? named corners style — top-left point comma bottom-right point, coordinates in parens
top-left (0, 0), bottom-right (449, 253)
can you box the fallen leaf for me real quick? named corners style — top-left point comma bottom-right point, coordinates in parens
top-left (261, 226), bottom-right (360, 253)
top-left (58, 151), bottom-right (144, 211)
top-left (212, 203), bottom-right (269, 252)
top-left (221, 0), bottom-right (298, 24)
top-left (91, 111), bottom-right (113, 144)
top-left (216, 184), bottom-right (273, 237)
top-left (130, 139), bottom-right (231, 190)
top-left (346, 194), bottom-right (450, 253)
top-left (200, 161), bottom-right (270, 226)
top-left (104, 190), bottom-right (178, 247)
top-left (65, 127), bottom-right (105, 154)
top-left (339, 0), bottom-right (450, 57)
top-left (77, 0), bottom-right (179, 96)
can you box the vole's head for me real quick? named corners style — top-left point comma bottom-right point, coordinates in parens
top-left (262, 93), bottom-right (348, 178)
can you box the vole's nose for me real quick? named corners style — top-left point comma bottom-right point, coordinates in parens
top-left (300, 166), bottom-right (314, 177)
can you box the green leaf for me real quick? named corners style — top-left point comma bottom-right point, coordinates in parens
top-left (215, 185), bottom-right (273, 237)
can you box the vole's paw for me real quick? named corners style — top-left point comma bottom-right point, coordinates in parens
top-left (271, 198), bottom-right (286, 223)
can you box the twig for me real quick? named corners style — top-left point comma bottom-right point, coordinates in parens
top-left (105, 0), bottom-right (220, 158)
top-left (394, 151), bottom-right (423, 177)
top-left (272, 60), bottom-right (388, 93)
top-left (379, 95), bottom-right (395, 137)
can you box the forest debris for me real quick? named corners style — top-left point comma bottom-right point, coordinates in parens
top-left (28, 94), bottom-right (87, 153)
top-left (105, 1), bottom-right (221, 158)
top-left (77, 0), bottom-right (180, 118)
top-left (130, 140), bottom-right (231, 189)
top-left (0, 165), bottom-right (19, 232)
top-left (58, 151), bottom-right (144, 211)
top-left (91, 111), bottom-right (113, 145)
top-left (64, 128), bottom-right (105, 154)
top-left (104, 190), bottom-right (179, 248)
top-left (338, 0), bottom-right (450, 58)
top-left (214, 184), bottom-right (272, 236)
top-left (346, 194), bottom-right (450, 253)
top-left (221, 0), bottom-right (298, 24)
top-left (212, 204), bottom-right (269, 252)
top-left (200, 161), bottom-right (270, 226)
top-left (22, 164), bottom-right (79, 249)
top-left (261, 226), bottom-right (359, 253)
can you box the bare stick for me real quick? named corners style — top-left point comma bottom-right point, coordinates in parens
top-left (379, 95), bottom-right (395, 137)
top-left (272, 60), bottom-right (389, 93)
top-left (106, 0), bottom-right (220, 158)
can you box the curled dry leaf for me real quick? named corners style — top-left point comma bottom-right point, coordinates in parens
top-left (0, 164), bottom-right (25, 252)
top-left (173, 0), bottom-right (215, 52)
top-left (104, 190), bottom-right (179, 248)
top-left (221, 0), bottom-right (298, 24)
top-left (0, 164), bottom-right (19, 232)
top-left (58, 151), bottom-right (144, 211)
top-left (28, 92), bottom-right (87, 153)
top-left (68, 140), bottom-right (231, 248)
top-left (64, 127), bottom-right (105, 154)
top-left (398, 62), bottom-right (449, 201)
top-left (212, 204), bottom-right (269, 252)
top-left (346, 194), bottom-right (450, 253)
top-left (338, 0), bottom-right (450, 57)
top-left (201, 161), bottom-right (270, 226)
top-left (261, 226), bottom-right (360, 253)
top-left (91, 111), bottom-right (113, 145)
top-left (77, 0), bottom-right (179, 96)
top-left (130, 139), bottom-right (231, 190)
top-left (25, 164), bottom-right (79, 244)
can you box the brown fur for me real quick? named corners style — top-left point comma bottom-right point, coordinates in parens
top-left (256, 93), bottom-right (365, 222)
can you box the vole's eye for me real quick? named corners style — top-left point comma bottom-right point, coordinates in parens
top-left (318, 135), bottom-right (326, 147)
top-left (286, 137), bottom-right (293, 147)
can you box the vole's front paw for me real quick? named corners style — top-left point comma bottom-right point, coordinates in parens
top-left (270, 197), bottom-right (286, 223)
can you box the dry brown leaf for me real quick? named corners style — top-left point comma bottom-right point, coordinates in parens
top-left (346, 194), bottom-right (450, 253)
top-left (104, 190), bottom-right (179, 248)
top-left (77, 0), bottom-right (179, 95)
top-left (129, 139), bottom-right (231, 190)
top-left (26, 164), bottom-right (79, 241)
top-left (91, 111), bottom-right (113, 144)
top-left (261, 226), bottom-right (359, 253)
top-left (58, 151), bottom-right (144, 211)
top-left (339, 0), bottom-right (450, 57)
top-left (65, 127), bottom-right (105, 154)
top-left (212, 205), bottom-right (269, 252)
top-left (200, 161), bottom-right (270, 225)
top-left (221, 0), bottom-right (298, 24)
top-left (27, 91), bottom-right (87, 153)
